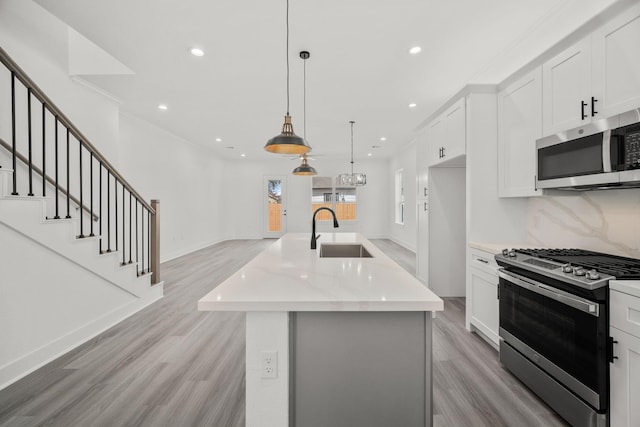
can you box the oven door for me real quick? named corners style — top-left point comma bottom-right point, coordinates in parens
top-left (498, 269), bottom-right (608, 411)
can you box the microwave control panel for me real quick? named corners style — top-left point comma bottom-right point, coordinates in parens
top-left (625, 130), bottom-right (640, 169)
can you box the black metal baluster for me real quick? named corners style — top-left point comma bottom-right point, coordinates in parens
top-left (129, 192), bottom-right (132, 264)
top-left (135, 199), bottom-right (139, 275)
top-left (141, 207), bottom-right (145, 274)
top-left (147, 209), bottom-right (151, 273)
top-left (27, 88), bottom-right (34, 196)
top-left (99, 163), bottom-right (102, 252)
top-left (10, 72), bottom-right (18, 195)
top-left (53, 118), bottom-right (59, 218)
top-left (65, 129), bottom-right (71, 218)
top-left (42, 104), bottom-right (46, 196)
top-left (122, 186), bottom-right (125, 265)
top-left (78, 142), bottom-right (84, 237)
top-left (106, 170), bottom-right (111, 251)
top-left (115, 180), bottom-right (118, 251)
top-left (90, 153), bottom-right (95, 237)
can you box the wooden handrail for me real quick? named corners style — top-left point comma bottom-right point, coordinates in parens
top-left (0, 46), bottom-right (154, 214)
top-left (0, 137), bottom-right (98, 221)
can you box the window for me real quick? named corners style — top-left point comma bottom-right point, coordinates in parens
top-left (395, 169), bottom-right (404, 224)
top-left (312, 176), bottom-right (357, 221)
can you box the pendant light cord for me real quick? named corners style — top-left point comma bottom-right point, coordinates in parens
top-left (303, 56), bottom-right (306, 139)
top-left (286, 0), bottom-right (290, 116)
top-left (350, 121), bottom-right (355, 175)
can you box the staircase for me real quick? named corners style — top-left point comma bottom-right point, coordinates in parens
top-left (0, 47), bottom-right (163, 389)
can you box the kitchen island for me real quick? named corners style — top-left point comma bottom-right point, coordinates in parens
top-left (198, 233), bottom-right (443, 427)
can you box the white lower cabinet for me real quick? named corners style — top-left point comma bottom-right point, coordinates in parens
top-left (467, 248), bottom-right (499, 347)
top-left (610, 288), bottom-right (640, 427)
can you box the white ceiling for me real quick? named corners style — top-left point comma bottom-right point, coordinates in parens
top-left (35, 0), bottom-right (619, 161)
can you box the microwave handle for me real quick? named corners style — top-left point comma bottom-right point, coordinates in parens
top-left (603, 130), bottom-right (612, 173)
top-left (498, 270), bottom-right (600, 317)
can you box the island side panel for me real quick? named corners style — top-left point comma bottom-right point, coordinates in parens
top-left (291, 311), bottom-right (432, 427)
top-left (246, 312), bottom-right (289, 427)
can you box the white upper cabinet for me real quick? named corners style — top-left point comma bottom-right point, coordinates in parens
top-left (415, 132), bottom-right (429, 199)
top-left (542, 37), bottom-right (592, 135)
top-left (427, 98), bottom-right (466, 166)
top-left (426, 117), bottom-right (445, 166)
top-left (543, 3), bottom-right (640, 136)
top-left (591, 2), bottom-right (640, 118)
top-left (498, 67), bottom-right (542, 197)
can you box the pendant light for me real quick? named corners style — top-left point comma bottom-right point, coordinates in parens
top-left (337, 121), bottom-right (367, 186)
top-left (264, 0), bottom-right (311, 155)
top-left (293, 51), bottom-right (317, 176)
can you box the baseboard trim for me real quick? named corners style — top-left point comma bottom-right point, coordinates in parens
top-left (0, 282), bottom-right (164, 391)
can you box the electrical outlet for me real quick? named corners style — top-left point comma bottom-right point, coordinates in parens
top-left (261, 351), bottom-right (277, 379)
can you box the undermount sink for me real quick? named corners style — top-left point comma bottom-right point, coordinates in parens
top-left (319, 243), bottom-right (373, 258)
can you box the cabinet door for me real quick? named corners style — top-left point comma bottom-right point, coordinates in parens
top-left (592, 2), bottom-right (640, 118)
top-left (542, 37), bottom-right (592, 136)
top-left (415, 200), bottom-right (429, 284)
top-left (415, 132), bottom-right (429, 198)
top-left (426, 117), bottom-right (445, 166)
top-left (469, 267), bottom-right (499, 346)
top-left (610, 327), bottom-right (640, 427)
top-left (443, 98), bottom-right (466, 161)
top-left (498, 67), bottom-right (542, 197)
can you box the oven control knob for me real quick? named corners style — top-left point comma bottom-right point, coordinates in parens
top-left (586, 269), bottom-right (600, 280)
top-left (562, 264), bottom-right (574, 273)
top-left (502, 249), bottom-right (509, 256)
top-left (573, 268), bottom-right (586, 276)
top-left (508, 250), bottom-right (517, 258)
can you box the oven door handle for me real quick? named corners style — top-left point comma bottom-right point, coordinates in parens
top-left (498, 270), bottom-right (600, 317)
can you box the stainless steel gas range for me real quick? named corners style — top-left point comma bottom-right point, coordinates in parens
top-left (495, 248), bottom-right (640, 427)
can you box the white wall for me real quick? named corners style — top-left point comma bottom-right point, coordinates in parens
top-left (388, 142), bottom-right (417, 251)
top-left (466, 93), bottom-right (529, 243)
top-left (118, 114), bottom-right (226, 261)
top-left (222, 157), bottom-right (390, 240)
top-left (0, 0), bottom-right (120, 166)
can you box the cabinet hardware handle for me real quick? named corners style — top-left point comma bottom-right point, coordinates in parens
top-left (424, 187), bottom-right (427, 197)
top-left (497, 283), bottom-right (500, 300)
top-left (424, 202), bottom-right (427, 211)
top-left (477, 258), bottom-right (489, 264)
top-left (442, 147), bottom-right (445, 158)
top-left (581, 101), bottom-right (588, 120)
top-left (534, 175), bottom-right (537, 192)
top-left (608, 337), bottom-right (619, 363)
top-left (591, 96), bottom-right (598, 117)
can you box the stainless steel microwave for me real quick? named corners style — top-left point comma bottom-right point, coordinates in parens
top-left (536, 109), bottom-right (640, 190)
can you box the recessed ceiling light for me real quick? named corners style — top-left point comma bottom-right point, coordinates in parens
top-left (367, 153), bottom-right (373, 157)
top-left (190, 47), bottom-right (205, 57)
top-left (408, 103), bottom-right (417, 108)
top-left (409, 46), bottom-right (422, 55)
top-left (380, 137), bottom-right (386, 141)
top-left (240, 153), bottom-right (246, 157)
top-left (215, 137), bottom-right (222, 142)
top-left (158, 104), bottom-right (168, 110)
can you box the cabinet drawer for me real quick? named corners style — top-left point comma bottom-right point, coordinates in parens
top-left (611, 290), bottom-right (640, 338)
top-left (470, 248), bottom-right (499, 276)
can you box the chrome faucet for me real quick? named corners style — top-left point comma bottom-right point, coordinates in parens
top-left (311, 207), bottom-right (339, 249)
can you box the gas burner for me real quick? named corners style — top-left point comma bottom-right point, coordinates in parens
top-left (513, 248), bottom-right (640, 280)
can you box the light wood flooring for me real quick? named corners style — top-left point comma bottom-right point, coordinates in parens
top-left (0, 238), bottom-right (568, 427)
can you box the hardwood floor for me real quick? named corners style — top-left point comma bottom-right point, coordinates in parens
top-left (0, 238), bottom-right (569, 426)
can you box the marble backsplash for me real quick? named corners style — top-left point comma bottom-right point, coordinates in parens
top-left (528, 188), bottom-right (640, 259)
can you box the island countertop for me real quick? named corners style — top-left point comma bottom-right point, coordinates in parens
top-left (198, 233), bottom-right (443, 312)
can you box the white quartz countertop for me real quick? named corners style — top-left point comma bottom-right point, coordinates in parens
top-left (611, 280), bottom-right (640, 298)
top-left (198, 233), bottom-right (444, 312)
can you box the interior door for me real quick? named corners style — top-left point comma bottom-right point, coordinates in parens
top-left (264, 176), bottom-right (287, 238)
